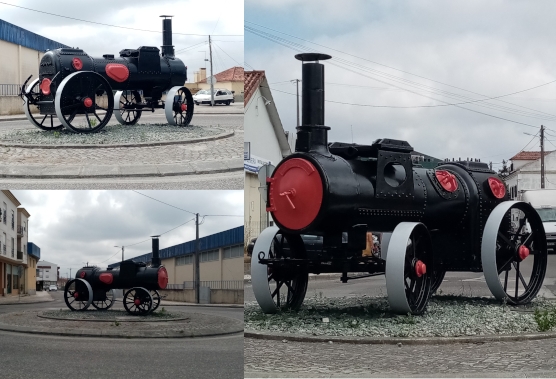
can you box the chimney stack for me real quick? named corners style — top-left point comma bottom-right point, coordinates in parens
top-left (151, 236), bottom-right (161, 268)
top-left (160, 15), bottom-right (175, 58)
top-left (294, 53), bottom-right (332, 154)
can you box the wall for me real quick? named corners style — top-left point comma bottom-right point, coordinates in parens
top-left (159, 288), bottom-right (243, 304)
top-left (26, 256), bottom-right (36, 295)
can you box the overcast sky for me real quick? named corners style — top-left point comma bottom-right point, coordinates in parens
top-left (11, 190), bottom-right (243, 279)
top-left (0, 0), bottom-right (244, 81)
top-left (245, 0), bottom-right (556, 169)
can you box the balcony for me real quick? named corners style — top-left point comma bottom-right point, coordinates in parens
top-left (17, 225), bottom-right (24, 236)
top-left (17, 250), bottom-right (23, 260)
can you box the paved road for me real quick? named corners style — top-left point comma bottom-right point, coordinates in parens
top-left (0, 292), bottom-right (243, 379)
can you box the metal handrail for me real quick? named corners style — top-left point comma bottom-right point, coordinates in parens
top-left (0, 84), bottom-right (22, 97)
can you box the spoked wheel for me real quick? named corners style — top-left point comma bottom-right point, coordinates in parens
top-left (150, 290), bottom-right (161, 312)
top-left (165, 86), bottom-right (194, 126)
top-left (91, 289), bottom-right (115, 311)
top-left (431, 269), bottom-right (446, 294)
top-left (64, 278), bottom-right (93, 311)
top-left (386, 222), bottom-right (433, 315)
top-left (123, 287), bottom-right (153, 315)
top-left (482, 201), bottom-right (547, 305)
top-left (114, 90), bottom-right (142, 125)
top-left (251, 226), bottom-right (308, 313)
top-left (23, 78), bottom-right (63, 131)
top-left (55, 71), bottom-right (114, 133)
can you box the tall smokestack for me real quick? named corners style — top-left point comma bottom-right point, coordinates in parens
top-left (151, 236), bottom-right (161, 268)
top-left (294, 53), bottom-right (332, 154)
top-left (160, 15), bottom-right (175, 58)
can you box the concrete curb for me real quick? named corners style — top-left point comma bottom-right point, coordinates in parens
top-left (37, 313), bottom-right (191, 323)
top-left (0, 158), bottom-right (243, 179)
top-left (244, 329), bottom-right (556, 345)
top-left (244, 273), bottom-right (342, 284)
top-left (244, 370), bottom-right (556, 378)
top-left (0, 128), bottom-right (233, 149)
top-left (160, 302), bottom-right (244, 308)
top-left (0, 322), bottom-right (244, 338)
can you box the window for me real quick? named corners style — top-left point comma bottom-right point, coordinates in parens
top-left (2, 202), bottom-right (6, 224)
top-left (1, 232), bottom-right (4, 254)
top-left (200, 249), bottom-right (219, 262)
top-left (11, 237), bottom-right (14, 257)
top-left (176, 255), bottom-right (193, 266)
top-left (224, 244), bottom-right (243, 259)
top-left (11, 210), bottom-right (14, 230)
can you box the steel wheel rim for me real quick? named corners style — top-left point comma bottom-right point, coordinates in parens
top-left (482, 201), bottom-right (547, 305)
top-left (150, 290), bottom-right (161, 312)
top-left (23, 78), bottom-right (63, 131)
top-left (55, 72), bottom-right (114, 133)
top-left (123, 287), bottom-right (153, 315)
top-left (386, 222), bottom-right (432, 315)
top-left (64, 278), bottom-right (93, 311)
top-left (114, 90), bottom-right (142, 125)
top-left (165, 86), bottom-right (194, 126)
top-left (251, 227), bottom-right (308, 313)
top-left (431, 270), bottom-right (446, 294)
top-left (92, 289), bottom-right (115, 310)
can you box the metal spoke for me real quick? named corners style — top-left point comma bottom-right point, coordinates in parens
top-left (503, 269), bottom-right (509, 291)
top-left (498, 232), bottom-right (515, 250)
top-left (512, 261), bottom-right (529, 290)
top-left (40, 115), bottom-right (47, 126)
top-left (515, 261), bottom-right (520, 298)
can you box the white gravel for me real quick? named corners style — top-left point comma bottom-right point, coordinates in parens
top-left (0, 124), bottom-right (225, 145)
top-left (245, 295), bottom-right (555, 338)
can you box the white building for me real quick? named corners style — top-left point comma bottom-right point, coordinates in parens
top-left (36, 260), bottom-right (58, 290)
top-left (505, 151), bottom-right (556, 199)
top-left (244, 70), bottom-right (292, 242)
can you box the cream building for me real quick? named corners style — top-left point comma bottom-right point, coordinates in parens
top-left (505, 150), bottom-right (556, 199)
top-left (0, 191), bottom-right (32, 296)
top-left (184, 66), bottom-right (244, 102)
top-left (244, 70), bottom-right (292, 243)
top-left (0, 19), bottom-right (68, 115)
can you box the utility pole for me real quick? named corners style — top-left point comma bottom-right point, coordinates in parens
top-left (209, 35), bottom-right (214, 107)
top-left (541, 125), bottom-right (545, 189)
top-left (115, 245), bottom-right (124, 262)
top-left (69, 268), bottom-right (71, 279)
top-left (195, 213), bottom-right (200, 303)
top-left (291, 79), bottom-right (301, 126)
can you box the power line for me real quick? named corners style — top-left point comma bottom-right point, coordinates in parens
top-left (246, 25), bottom-right (556, 122)
top-left (131, 190), bottom-right (196, 215)
top-left (0, 2), bottom-right (244, 36)
top-left (245, 20), bottom-right (556, 118)
top-left (213, 42), bottom-right (243, 68)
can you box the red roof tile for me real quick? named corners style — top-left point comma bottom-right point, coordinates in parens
top-left (510, 151), bottom-right (554, 161)
top-left (244, 70), bottom-right (265, 105)
top-left (197, 66), bottom-right (244, 83)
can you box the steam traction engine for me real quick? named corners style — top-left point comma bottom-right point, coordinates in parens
top-left (252, 53), bottom-right (548, 315)
top-left (64, 237), bottom-right (168, 315)
top-left (20, 16), bottom-right (193, 133)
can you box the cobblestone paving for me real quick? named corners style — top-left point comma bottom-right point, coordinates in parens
top-left (244, 337), bottom-right (556, 377)
top-left (0, 114), bottom-right (242, 167)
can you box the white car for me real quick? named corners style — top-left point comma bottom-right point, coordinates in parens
top-left (193, 89), bottom-right (234, 105)
top-left (48, 284), bottom-right (57, 291)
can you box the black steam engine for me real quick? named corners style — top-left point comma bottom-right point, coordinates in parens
top-left (64, 237), bottom-right (168, 315)
top-left (252, 53), bottom-right (547, 315)
top-left (20, 16), bottom-right (193, 133)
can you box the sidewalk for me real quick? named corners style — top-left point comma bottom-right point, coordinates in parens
top-left (160, 299), bottom-right (243, 308)
top-left (0, 290), bottom-right (53, 305)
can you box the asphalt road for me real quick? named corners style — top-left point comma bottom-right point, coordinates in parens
top-left (0, 291), bottom-right (244, 379)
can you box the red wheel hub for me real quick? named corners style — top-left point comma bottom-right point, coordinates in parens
top-left (73, 293), bottom-right (79, 299)
top-left (134, 298), bottom-right (141, 305)
top-left (83, 98), bottom-right (93, 108)
top-left (415, 260), bottom-right (427, 277)
top-left (181, 104), bottom-right (187, 112)
top-left (518, 245), bottom-right (530, 260)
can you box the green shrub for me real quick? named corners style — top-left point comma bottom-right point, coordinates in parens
top-left (534, 308), bottom-right (556, 332)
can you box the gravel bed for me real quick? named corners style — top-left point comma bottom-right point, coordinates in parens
top-left (0, 124), bottom-right (225, 145)
top-left (245, 295), bottom-right (554, 338)
top-left (40, 309), bottom-right (184, 321)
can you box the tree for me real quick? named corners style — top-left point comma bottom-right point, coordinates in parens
top-left (498, 159), bottom-right (510, 178)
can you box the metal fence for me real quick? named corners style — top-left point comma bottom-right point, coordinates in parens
top-left (165, 280), bottom-right (243, 290)
top-left (0, 84), bottom-right (21, 97)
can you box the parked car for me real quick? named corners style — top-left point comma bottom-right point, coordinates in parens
top-left (521, 189), bottom-right (556, 253)
top-left (193, 89), bottom-right (234, 105)
top-left (48, 284), bottom-right (57, 291)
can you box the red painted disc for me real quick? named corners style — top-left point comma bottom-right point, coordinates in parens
top-left (269, 158), bottom-right (323, 230)
top-left (80, 271), bottom-right (86, 278)
top-left (435, 170), bottom-right (458, 192)
top-left (105, 63), bottom-right (129, 83)
top-left (99, 273), bottom-right (113, 285)
top-left (415, 260), bottom-right (427, 277)
top-left (73, 292), bottom-right (79, 298)
top-left (72, 57), bottom-right (83, 70)
top-left (134, 298), bottom-right (141, 305)
top-left (40, 78), bottom-right (51, 96)
top-left (181, 104), bottom-right (187, 112)
top-left (83, 98), bottom-right (93, 108)
top-left (158, 267), bottom-right (168, 289)
top-left (488, 177), bottom-right (506, 199)
top-left (518, 245), bottom-right (530, 260)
